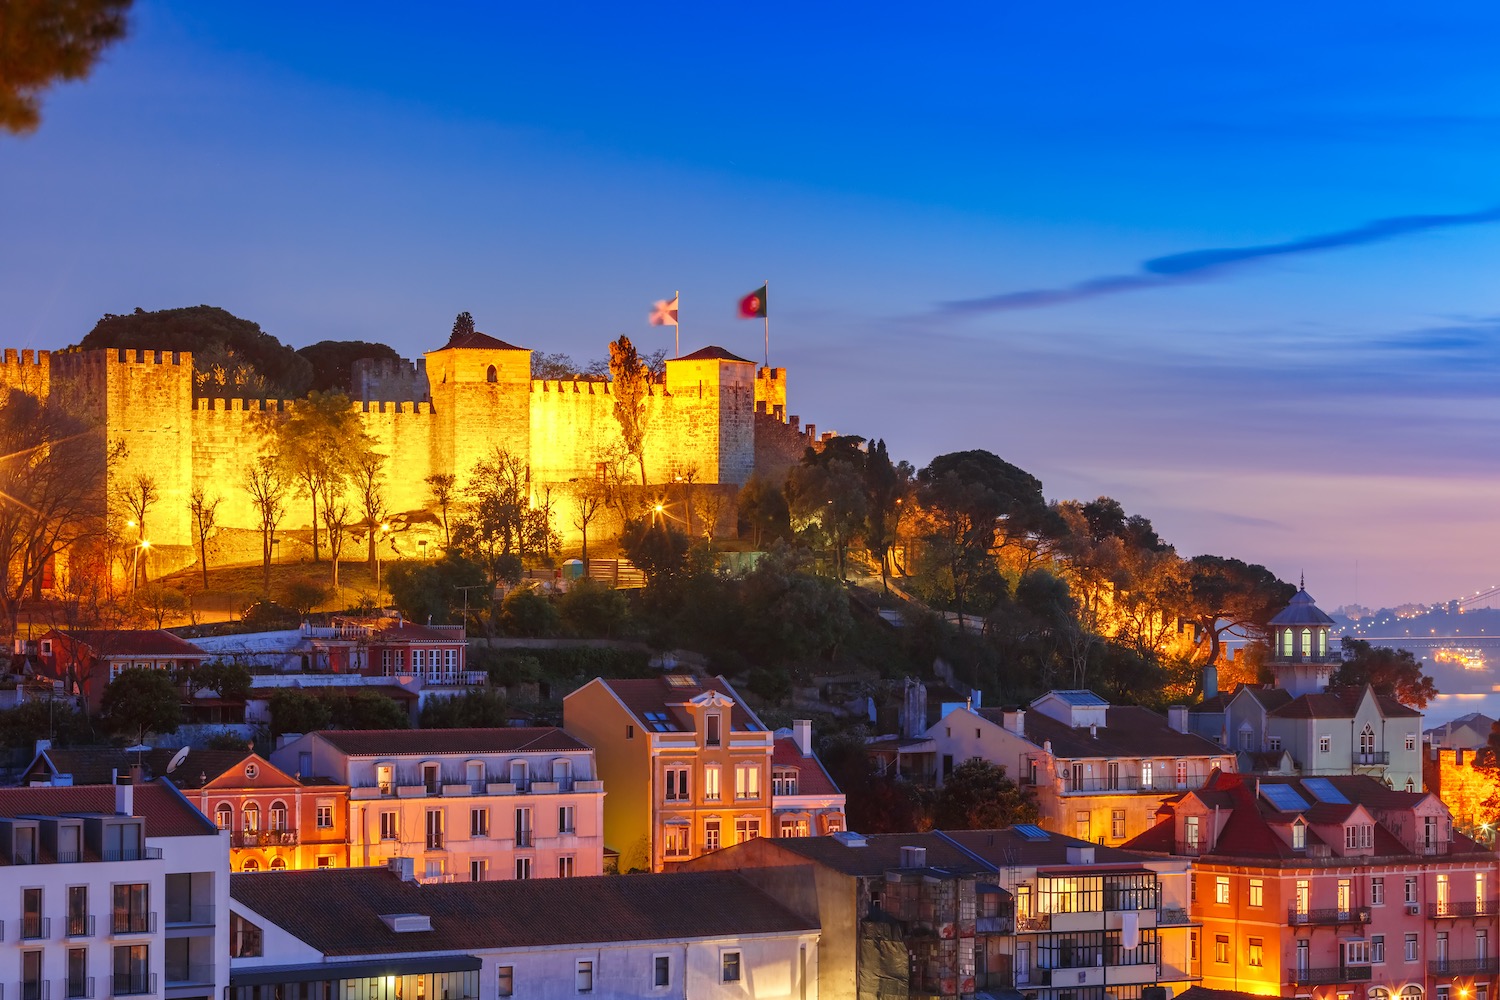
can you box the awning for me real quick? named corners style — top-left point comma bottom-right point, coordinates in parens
top-left (231, 956), bottom-right (481, 987)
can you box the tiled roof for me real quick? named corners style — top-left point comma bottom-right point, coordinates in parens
top-left (367, 620), bottom-right (464, 643)
top-left (984, 705), bottom-right (1227, 759)
top-left (1268, 685), bottom-right (1421, 720)
top-left (53, 629), bottom-right (205, 657)
top-left (940, 829), bottom-right (1155, 869)
top-left (772, 737), bottom-right (843, 797)
top-left (1177, 986), bottom-right (1284, 1000)
top-left (1235, 686), bottom-right (1294, 712)
top-left (1268, 589), bottom-right (1336, 626)
top-left (25, 747), bottom-right (251, 789)
top-left (675, 346), bottom-right (753, 363)
top-left (587, 675), bottom-right (768, 733)
top-left (314, 728), bottom-right (589, 756)
top-left (759, 832), bottom-right (994, 877)
top-left (230, 868), bottom-right (815, 954)
top-left (0, 783), bottom-right (218, 838)
top-left (441, 331), bottom-right (524, 351)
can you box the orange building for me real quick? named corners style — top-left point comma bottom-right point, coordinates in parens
top-left (187, 751), bottom-right (351, 872)
top-left (563, 675), bottom-right (775, 872)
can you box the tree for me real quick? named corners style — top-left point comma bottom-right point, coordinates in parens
top-left (608, 336), bottom-right (653, 484)
top-left (424, 472), bottom-right (455, 549)
top-left (738, 474), bottom-right (791, 548)
top-left (284, 578), bottom-right (329, 616)
top-left (0, 0), bottom-right (131, 134)
top-left (531, 352), bottom-right (582, 379)
top-left (295, 340), bottom-right (401, 394)
top-left (386, 553), bottom-right (488, 628)
top-left (1183, 555), bottom-right (1295, 668)
top-left (863, 439), bottom-right (913, 592)
top-left (451, 312), bottom-right (476, 340)
top-left (267, 391), bottom-right (369, 563)
top-left (557, 578), bottom-right (630, 637)
top-left (499, 587), bottom-right (560, 638)
top-left (569, 477), bottom-right (606, 564)
top-left (113, 473), bottom-right (157, 589)
top-left (735, 545), bottom-right (854, 665)
top-left (932, 759), bottom-right (1039, 829)
top-left (420, 689), bottom-right (510, 729)
top-left (328, 688), bottom-right (409, 730)
top-left (132, 584), bottom-right (186, 629)
top-left (315, 475), bottom-right (351, 589)
top-left (242, 459), bottom-right (287, 596)
top-left (185, 662), bottom-right (252, 703)
top-left (619, 517), bottom-right (690, 593)
top-left (102, 668), bottom-right (182, 742)
top-left (787, 453), bottom-right (867, 580)
top-left (454, 447), bottom-right (548, 585)
top-left (1332, 638), bottom-right (1438, 708)
top-left (187, 486), bottom-right (221, 589)
top-left (267, 688), bottom-right (331, 738)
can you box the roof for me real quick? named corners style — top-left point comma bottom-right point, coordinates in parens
top-left (51, 629), bottom-right (205, 658)
top-left (756, 831), bottom-right (995, 877)
top-left (230, 867), bottom-right (815, 954)
top-left (440, 330), bottom-right (524, 352)
top-left (674, 346), bottom-right (753, 363)
top-left (1040, 690), bottom-right (1109, 707)
top-left (1177, 987), bottom-right (1284, 1000)
top-left (939, 829), bottom-right (1155, 869)
top-left (584, 675), bottom-right (768, 733)
top-left (1235, 686), bottom-right (1294, 712)
top-left (772, 736), bottom-right (843, 798)
top-left (976, 705), bottom-right (1226, 759)
top-left (313, 728), bottom-right (589, 756)
top-left (25, 747), bottom-right (253, 789)
top-left (1269, 589), bottom-right (1336, 627)
top-left (0, 783), bottom-right (218, 839)
top-left (1268, 685), bottom-right (1421, 720)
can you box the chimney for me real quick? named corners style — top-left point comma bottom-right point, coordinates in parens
top-left (1066, 845), bottom-right (1095, 865)
top-left (1002, 708), bottom-right (1026, 736)
top-left (1089, 723), bottom-right (1098, 739)
top-left (900, 845), bottom-right (927, 868)
top-left (1168, 706), bottom-right (1189, 734)
top-left (387, 856), bottom-right (416, 881)
top-left (1203, 663), bottom-right (1218, 699)
top-left (970, 689), bottom-right (982, 710)
top-left (114, 773), bottom-right (134, 816)
top-left (792, 720), bottom-right (813, 757)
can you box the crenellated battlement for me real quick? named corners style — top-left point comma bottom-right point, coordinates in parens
top-left (352, 356), bottom-right (430, 402)
top-left (359, 399), bottom-right (436, 415)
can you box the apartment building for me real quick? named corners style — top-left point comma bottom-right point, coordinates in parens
top-left (771, 722), bottom-right (847, 839)
top-left (1125, 771), bottom-right (1500, 999)
top-left (922, 690), bottom-right (1234, 844)
top-left (0, 779), bottom-right (229, 1000)
top-left (563, 675), bottom-right (776, 872)
top-left (227, 864), bottom-right (820, 1000)
top-left (270, 728), bottom-right (604, 882)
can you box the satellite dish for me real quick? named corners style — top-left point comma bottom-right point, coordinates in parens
top-left (167, 746), bottom-right (190, 774)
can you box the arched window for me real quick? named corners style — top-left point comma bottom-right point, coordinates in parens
top-left (1400, 987), bottom-right (1423, 1000)
top-left (552, 757), bottom-right (573, 788)
top-left (1370, 989), bottom-right (1390, 1000)
top-left (242, 802), bottom-right (260, 832)
top-left (215, 803), bottom-right (232, 830)
top-left (486, 365), bottom-right (497, 383)
top-left (242, 859), bottom-right (260, 872)
top-left (1300, 628), bottom-right (1312, 656)
top-left (269, 857), bottom-right (286, 871)
top-left (269, 801), bottom-right (288, 832)
top-left (1360, 725), bottom-right (1375, 755)
top-left (1281, 630), bottom-right (1293, 658)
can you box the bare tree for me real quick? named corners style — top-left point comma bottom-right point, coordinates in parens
top-left (354, 452), bottom-right (389, 577)
top-left (424, 472), bottom-right (455, 549)
top-left (187, 486), bottom-right (222, 590)
top-left (113, 473), bottom-right (158, 590)
top-left (608, 336), bottom-right (653, 485)
top-left (243, 460), bottom-right (287, 596)
top-left (569, 478), bottom-right (606, 565)
top-left (316, 476), bottom-right (352, 590)
top-left (267, 391), bottom-right (366, 562)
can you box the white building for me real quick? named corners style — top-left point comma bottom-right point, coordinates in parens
top-left (0, 778), bottom-right (229, 1000)
top-left (227, 863), bottom-right (820, 1000)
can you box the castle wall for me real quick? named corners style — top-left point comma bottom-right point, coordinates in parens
top-left (352, 357), bottom-right (430, 402)
top-left (663, 357), bottom-right (756, 484)
top-left (0, 349), bottom-right (50, 400)
top-left (755, 366), bottom-right (786, 421)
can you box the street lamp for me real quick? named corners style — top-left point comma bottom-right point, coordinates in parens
top-left (131, 539), bottom-right (151, 591)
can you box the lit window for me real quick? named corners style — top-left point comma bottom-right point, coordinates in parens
top-left (1214, 935), bottom-right (1229, 963)
top-left (1249, 879), bottom-right (1263, 907)
top-left (1111, 810), bottom-right (1126, 840)
top-left (497, 967), bottom-right (513, 997)
top-left (1248, 938), bottom-right (1263, 967)
top-left (704, 766), bottom-right (721, 801)
top-left (1215, 877), bottom-right (1230, 904)
top-left (735, 764), bottom-right (761, 800)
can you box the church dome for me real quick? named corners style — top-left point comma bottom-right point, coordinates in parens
top-left (1269, 589), bottom-right (1336, 627)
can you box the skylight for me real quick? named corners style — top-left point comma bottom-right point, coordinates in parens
top-left (663, 675), bottom-right (697, 688)
top-left (1261, 784), bottom-right (1310, 812)
top-left (642, 711), bottom-right (678, 732)
top-left (1014, 824), bottom-right (1050, 841)
top-left (1302, 778), bottom-right (1350, 804)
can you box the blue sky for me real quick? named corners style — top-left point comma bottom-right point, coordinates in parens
top-left (3, 1), bottom-right (1499, 609)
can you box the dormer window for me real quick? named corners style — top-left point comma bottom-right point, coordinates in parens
top-left (423, 763), bottom-right (440, 794)
top-left (1184, 815), bottom-right (1200, 851)
top-left (705, 713), bottom-right (722, 747)
top-left (510, 759), bottom-right (529, 789)
top-left (1345, 824), bottom-right (1374, 850)
top-left (1292, 818), bottom-right (1307, 850)
top-left (376, 763), bottom-right (394, 796)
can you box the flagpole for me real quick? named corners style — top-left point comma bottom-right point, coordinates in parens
top-left (674, 289), bottom-right (680, 359)
top-left (763, 278), bottom-right (770, 369)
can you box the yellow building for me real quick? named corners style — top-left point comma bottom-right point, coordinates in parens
top-left (563, 675), bottom-right (775, 872)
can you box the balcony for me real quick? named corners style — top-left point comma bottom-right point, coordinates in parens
top-left (1353, 751), bottom-right (1390, 766)
top-left (1016, 913), bottom-right (1051, 932)
top-left (20, 917), bottom-right (50, 941)
top-left (18, 981), bottom-right (50, 1000)
top-left (1430, 958), bottom-right (1500, 976)
top-left (164, 965), bottom-right (215, 988)
top-left (65, 977), bottom-right (95, 999)
top-left (1286, 966), bottom-right (1373, 986)
top-left (110, 914), bottom-right (156, 936)
top-left (101, 848), bottom-right (162, 862)
top-left (232, 830), bottom-right (298, 848)
top-left (1064, 775), bottom-right (1209, 795)
top-left (64, 916), bottom-right (95, 938)
top-left (1429, 901), bottom-right (1498, 919)
top-left (515, 832), bottom-right (534, 849)
top-left (1287, 907), bottom-right (1372, 927)
top-left (111, 973), bottom-right (156, 998)
top-left (1158, 908), bottom-right (1191, 926)
top-left (164, 905), bottom-right (214, 927)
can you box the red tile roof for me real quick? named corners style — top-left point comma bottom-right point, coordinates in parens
top-left (772, 737), bottom-right (843, 797)
top-left (979, 705), bottom-right (1227, 759)
top-left (52, 629), bottom-right (205, 658)
top-left (1268, 685), bottom-right (1420, 719)
top-left (367, 621), bottom-right (465, 643)
top-left (675, 346), bottom-right (753, 364)
top-left (442, 330), bottom-right (524, 351)
top-left (314, 727), bottom-right (589, 756)
top-left (0, 783), bottom-right (218, 838)
top-left (589, 675), bottom-right (769, 733)
top-left (230, 867), bottom-right (815, 954)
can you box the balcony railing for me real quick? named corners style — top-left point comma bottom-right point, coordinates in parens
top-left (110, 913), bottom-right (155, 936)
top-left (1064, 776), bottom-right (1210, 795)
top-left (64, 916), bottom-right (94, 938)
top-left (164, 905), bottom-right (214, 927)
top-left (232, 830), bottom-right (298, 848)
top-left (1430, 958), bottom-right (1500, 976)
top-left (66, 977), bottom-right (95, 999)
top-left (1353, 751), bottom-right (1390, 765)
top-left (101, 848), bottom-right (162, 862)
top-left (1017, 913), bottom-right (1051, 932)
top-left (1158, 908), bottom-right (1191, 926)
top-left (515, 832), bottom-right (534, 849)
top-left (18, 980), bottom-right (50, 1000)
top-left (164, 965), bottom-right (215, 988)
top-left (1287, 907), bottom-right (1372, 927)
top-left (1286, 966), bottom-right (1372, 986)
top-left (20, 917), bottom-right (50, 941)
top-left (111, 973), bottom-right (155, 998)
top-left (1429, 901), bottom-right (1498, 919)
top-left (424, 837), bottom-right (444, 851)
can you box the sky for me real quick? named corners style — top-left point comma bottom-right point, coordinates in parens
top-left (3, 2), bottom-right (1499, 611)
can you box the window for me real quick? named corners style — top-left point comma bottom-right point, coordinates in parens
top-left (65, 885), bottom-right (90, 938)
top-left (23, 887), bottom-right (44, 939)
top-left (559, 805), bottom-right (576, 834)
top-left (1142, 761), bottom-right (1153, 788)
top-left (735, 763), bottom-right (761, 800)
top-left (514, 857), bottom-right (532, 880)
top-left (380, 812), bottom-right (398, 841)
top-left (515, 808), bottom-right (533, 847)
top-left (1248, 938), bottom-right (1264, 967)
top-left (1479, 930), bottom-right (1490, 960)
top-left (1249, 879), bottom-right (1263, 908)
top-left (1295, 879), bottom-right (1310, 915)
top-left (1405, 734), bottom-right (1417, 751)
top-left (1190, 932), bottom-right (1198, 962)
top-left (509, 759), bottom-right (528, 789)
top-left (1185, 815), bottom-right (1200, 850)
top-left (1345, 824), bottom-right (1374, 849)
top-left (664, 766), bottom-right (690, 801)
top-left (1405, 877), bottom-right (1419, 904)
top-left (67, 947), bottom-right (88, 998)
top-left (242, 859), bottom-right (259, 872)
top-left (780, 818), bottom-right (809, 838)
top-left (735, 817), bottom-right (761, 843)
top-left (1479, 873), bottom-right (1489, 911)
top-left (316, 855), bottom-right (334, 868)
top-left (1215, 876), bottom-right (1230, 904)
top-left (269, 800), bottom-right (288, 831)
top-left (1360, 725), bottom-right (1376, 754)
top-left (316, 804), bottom-right (333, 829)
top-left (471, 808), bottom-right (489, 838)
top-left (704, 765), bottom-right (722, 801)
top-left (663, 823), bottom-right (689, 858)
top-left (215, 803), bottom-right (232, 830)
top-left (1405, 933), bottom-right (1418, 962)
top-left (1268, 736), bottom-right (1282, 751)
top-left (626, 725), bottom-right (635, 740)
top-left (704, 820), bottom-right (721, 852)
top-left (654, 955), bottom-right (670, 989)
top-left (1371, 877), bottom-right (1384, 905)
top-left (558, 856), bottom-right (575, 878)
top-left (425, 809), bottom-right (444, 851)
top-left (722, 952), bottom-right (742, 983)
top-left (1338, 878), bottom-right (1352, 914)
top-left (1076, 811), bottom-right (1090, 840)
top-left (1437, 874), bottom-right (1450, 914)
top-left (1319, 736), bottom-right (1331, 753)
top-left (112, 884), bottom-right (149, 934)
top-left (576, 959), bottom-right (593, 993)
top-left (242, 802), bottom-right (260, 831)
top-left (1346, 940), bottom-right (1371, 966)
top-left (1111, 810), bottom-right (1126, 840)
top-left (112, 944), bottom-right (150, 996)
top-left (773, 769), bottom-right (798, 795)
top-left (470, 859), bottom-right (487, 882)
top-left (1190, 877), bottom-right (1197, 903)
top-left (245, 762), bottom-right (259, 780)
top-left (497, 966), bottom-right (513, 997)
top-left (705, 713), bottom-right (721, 746)
top-left (1292, 819), bottom-right (1307, 850)
top-left (1372, 935), bottom-right (1385, 964)
top-left (1214, 935), bottom-right (1230, 963)
top-left (377, 764), bottom-right (394, 795)
top-left (1176, 760), bottom-right (1188, 787)
top-left (485, 365), bottom-right (497, 383)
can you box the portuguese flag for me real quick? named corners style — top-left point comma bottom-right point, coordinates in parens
top-left (738, 284), bottom-right (768, 319)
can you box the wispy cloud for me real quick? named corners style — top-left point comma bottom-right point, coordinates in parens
top-left (940, 205), bottom-right (1500, 315)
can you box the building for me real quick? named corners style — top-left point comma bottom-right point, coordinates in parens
top-left (682, 827), bottom-right (1197, 1000)
top-left (270, 728), bottom-right (604, 882)
top-left (37, 629), bottom-right (206, 711)
top-left (1124, 770), bottom-right (1500, 1000)
top-left (1426, 715), bottom-right (1497, 752)
top-left (920, 691), bottom-right (1235, 843)
top-left (562, 675), bottom-right (777, 872)
top-left (1424, 745), bottom-right (1500, 846)
top-left (0, 778), bottom-right (230, 1000)
top-left (227, 864), bottom-right (820, 1000)
top-left (771, 722), bottom-right (847, 838)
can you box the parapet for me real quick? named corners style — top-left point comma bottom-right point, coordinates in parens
top-left (532, 378), bottom-right (612, 395)
top-left (352, 356), bottom-right (430, 403)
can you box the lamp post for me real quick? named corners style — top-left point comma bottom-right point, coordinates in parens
top-left (131, 539), bottom-right (151, 592)
top-left (375, 522), bottom-right (390, 600)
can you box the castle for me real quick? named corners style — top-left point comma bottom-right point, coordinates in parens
top-left (0, 330), bottom-right (804, 579)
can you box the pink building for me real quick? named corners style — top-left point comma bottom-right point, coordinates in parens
top-left (1126, 771), bottom-right (1500, 1000)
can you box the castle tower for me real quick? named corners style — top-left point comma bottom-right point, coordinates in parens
top-left (1266, 585), bottom-right (1338, 697)
top-left (663, 347), bottom-right (757, 484)
top-left (424, 330), bottom-right (532, 485)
